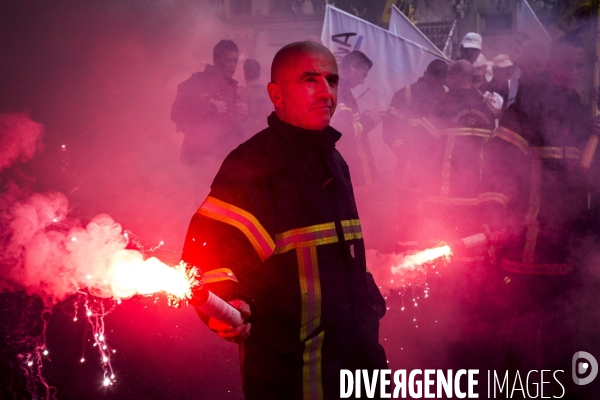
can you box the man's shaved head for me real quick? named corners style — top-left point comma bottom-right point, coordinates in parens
top-left (267, 41), bottom-right (339, 130)
top-left (271, 41), bottom-right (336, 83)
top-left (447, 60), bottom-right (474, 89)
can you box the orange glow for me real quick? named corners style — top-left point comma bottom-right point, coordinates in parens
top-left (391, 245), bottom-right (452, 274)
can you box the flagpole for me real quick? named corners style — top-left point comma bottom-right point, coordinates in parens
top-left (424, 47), bottom-right (452, 62)
top-left (442, 20), bottom-right (457, 58)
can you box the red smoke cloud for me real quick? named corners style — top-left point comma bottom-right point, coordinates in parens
top-left (0, 113), bottom-right (45, 172)
top-left (1, 114), bottom-right (188, 305)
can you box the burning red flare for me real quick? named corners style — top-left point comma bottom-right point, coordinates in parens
top-left (391, 245), bottom-right (452, 274)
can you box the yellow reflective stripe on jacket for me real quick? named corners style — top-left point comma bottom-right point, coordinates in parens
top-left (495, 126), bottom-right (529, 155)
top-left (440, 134), bottom-right (456, 197)
top-left (274, 223), bottom-right (338, 254)
top-left (502, 258), bottom-right (573, 275)
top-left (439, 127), bottom-right (492, 197)
top-left (409, 117), bottom-right (442, 138)
top-left (426, 192), bottom-right (509, 207)
top-left (274, 220), bottom-right (363, 254)
top-left (296, 245), bottom-right (324, 400)
top-left (341, 219), bottom-right (363, 241)
top-left (197, 196), bottom-right (275, 261)
top-left (443, 127), bottom-right (493, 138)
top-left (202, 268), bottom-right (239, 284)
top-left (523, 146), bottom-right (581, 263)
top-left (580, 134), bottom-right (598, 170)
top-left (477, 192), bottom-right (509, 207)
top-left (529, 146), bottom-right (581, 159)
top-left (338, 103), bottom-right (372, 184)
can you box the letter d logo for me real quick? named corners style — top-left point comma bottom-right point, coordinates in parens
top-left (572, 351), bottom-right (598, 385)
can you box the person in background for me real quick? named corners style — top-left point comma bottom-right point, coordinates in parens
top-left (419, 59), bottom-right (501, 374)
top-left (383, 59), bottom-right (448, 245)
top-left (472, 54), bottom-right (490, 91)
top-left (237, 59), bottom-right (272, 140)
top-left (480, 34), bottom-right (598, 397)
top-left (481, 54), bottom-right (513, 111)
top-left (331, 50), bottom-right (391, 251)
top-left (507, 44), bottom-right (548, 109)
top-left (474, 54), bottom-right (503, 118)
top-left (171, 39), bottom-right (248, 202)
top-left (458, 32), bottom-right (482, 64)
top-left (331, 50), bottom-right (386, 187)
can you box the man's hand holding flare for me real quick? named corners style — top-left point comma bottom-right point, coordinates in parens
top-left (207, 299), bottom-right (251, 343)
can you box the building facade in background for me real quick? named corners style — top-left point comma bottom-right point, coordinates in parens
top-left (211, 0), bottom-right (559, 78)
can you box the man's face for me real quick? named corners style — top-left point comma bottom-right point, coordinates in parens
top-left (547, 46), bottom-right (586, 90)
top-left (268, 52), bottom-right (338, 131)
top-left (214, 50), bottom-right (239, 79)
top-left (473, 66), bottom-right (485, 88)
top-left (347, 63), bottom-right (370, 88)
top-left (460, 46), bottom-right (481, 64)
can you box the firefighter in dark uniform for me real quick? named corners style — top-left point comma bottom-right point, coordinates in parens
top-left (171, 39), bottom-right (248, 201)
top-left (181, 41), bottom-right (388, 400)
top-left (383, 59), bottom-right (448, 244)
top-left (331, 51), bottom-right (389, 250)
top-left (480, 34), bottom-right (597, 397)
top-left (419, 59), bottom-right (496, 244)
top-left (412, 60), bottom-right (501, 377)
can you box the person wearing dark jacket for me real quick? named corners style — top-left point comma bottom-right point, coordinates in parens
top-left (383, 59), bottom-right (448, 244)
top-left (331, 50), bottom-right (385, 187)
top-left (408, 60), bottom-right (500, 376)
top-left (237, 59), bottom-right (272, 140)
top-left (419, 59), bottom-right (496, 242)
top-left (171, 39), bottom-right (247, 201)
top-left (181, 41), bottom-right (387, 400)
top-left (480, 34), bottom-right (597, 397)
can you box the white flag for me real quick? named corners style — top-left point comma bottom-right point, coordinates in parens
top-left (516, 0), bottom-right (551, 52)
top-left (389, 4), bottom-right (444, 57)
top-left (321, 5), bottom-right (446, 172)
top-left (322, 5), bottom-right (445, 110)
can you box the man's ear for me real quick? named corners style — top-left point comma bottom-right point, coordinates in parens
top-left (267, 82), bottom-right (283, 109)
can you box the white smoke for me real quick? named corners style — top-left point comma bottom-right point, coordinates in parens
top-left (0, 114), bottom-right (185, 305)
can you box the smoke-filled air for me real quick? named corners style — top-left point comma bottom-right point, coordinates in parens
top-left (2, 0), bottom-right (600, 399)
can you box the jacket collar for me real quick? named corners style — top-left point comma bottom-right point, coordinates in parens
top-left (267, 112), bottom-right (341, 155)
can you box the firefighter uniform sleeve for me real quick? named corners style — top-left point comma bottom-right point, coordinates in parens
top-left (181, 146), bottom-right (276, 322)
top-left (479, 101), bottom-right (530, 239)
top-left (382, 88), bottom-right (407, 153)
top-left (365, 272), bottom-right (386, 319)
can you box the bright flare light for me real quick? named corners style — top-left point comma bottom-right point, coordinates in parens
top-left (391, 245), bottom-right (452, 274)
top-left (108, 251), bottom-right (192, 300)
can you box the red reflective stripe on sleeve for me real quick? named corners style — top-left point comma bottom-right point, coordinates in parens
top-left (197, 196), bottom-right (275, 261)
top-left (202, 268), bottom-right (239, 284)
